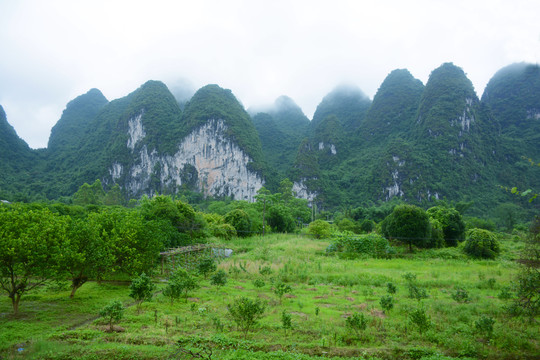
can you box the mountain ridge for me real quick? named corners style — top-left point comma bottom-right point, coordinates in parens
top-left (0, 62), bottom-right (538, 216)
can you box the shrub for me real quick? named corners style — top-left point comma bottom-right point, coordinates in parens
top-left (326, 233), bottom-right (394, 258)
top-left (281, 310), bottom-right (293, 334)
top-left (210, 269), bottom-right (228, 288)
top-left (380, 295), bottom-right (394, 313)
top-left (337, 218), bottom-right (359, 233)
top-left (273, 282), bottom-right (292, 304)
top-left (463, 229), bottom-right (500, 259)
top-left (163, 268), bottom-right (199, 303)
top-left (498, 287), bottom-right (513, 300)
top-left (213, 223), bottom-right (237, 240)
top-left (409, 307), bottom-right (431, 334)
top-left (474, 315), bottom-right (495, 344)
top-left (99, 300), bottom-right (124, 332)
top-left (359, 219), bottom-right (375, 233)
top-left (197, 257), bottom-right (217, 279)
top-left (227, 297), bottom-right (266, 338)
top-left (345, 312), bottom-right (368, 337)
top-left (386, 282), bottom-right (397, 294)
top-left (129, 272), bottom-right (156, 313)
top-left (451, 287), bottom-right (470, 303)
top-left (307, 219), bottom-right (332, 239)
top-left (253, 278), bottom-right (266, 289)
top-left (224, 209), bottom-right (252, 238)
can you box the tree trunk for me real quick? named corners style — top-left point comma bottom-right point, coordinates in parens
top-left (11, 293), bottom-right (21, 315)
top-left (70, 275), bottom-right (88, 298)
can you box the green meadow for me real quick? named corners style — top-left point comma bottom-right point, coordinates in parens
top-left (1, 234), bottom-right (537, 359)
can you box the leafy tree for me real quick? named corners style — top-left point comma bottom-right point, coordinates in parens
top-left (224, 209), bottom-right (252, 237)
top-left (463, 228), bottom-right (500, 259)
top-left (129, 272), bottom-right (156, 313)
top-left (140, 195), bottom-right (207, 247)
top-left (227, 297), bottom-right (266, 338)
top-left (426, 205), bottom-right (465, 246)
top-left (62, 216), bottom-right (114, 297)
top-left (165, 268), bottom-right (199, 303)
top-left (73, 179), bottom-right (105, 206)
top-left (381, 204), bottom-right (431, 251)
top-left (0, 204), bottom-right (69, 314)
top-left (197, 257), bottom-right (217, 279)
top-left (273, 281), bottom-right (292, 304)
top-left (99, 300), bottom-right (125, 332)
top-left (210, 269), bottom-right (227, 288)
top-left (101, 207), bottom-right (163, 275)
top-left (278, 178), bottom-right (295, 204)
top-left (103, 183), bottom-right (124, 206)
top-left (267, 204), bottom-right (296, 233)
top-left (493, 203), bottom-right (522, 231)
top-left (307, 219), bottom-right (332, 239)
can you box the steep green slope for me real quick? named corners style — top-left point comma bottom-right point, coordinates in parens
top-left (361, 69), bottom-right (424, 144)
top-left (268, 96), bottom-right (310, 137)
top-left (0, 106), bottom-right (39, 199)
top-left (291, 63), bottom-right (519, 213)
top-left (482, 63), bottom-right (540, 154)
top-left (412, 63), bottom-right (497, 202)
top-left (47, 88), bottom-right (109, 152)
top-left (481, 62), bottom-right (540, 201)
top-left (251, 96), bottom-right (309, 179)
top-left (311, 84), bottom-right (371, 132)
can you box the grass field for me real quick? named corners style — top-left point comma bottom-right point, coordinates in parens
top-left (0, 234), bottom-right (537, 359)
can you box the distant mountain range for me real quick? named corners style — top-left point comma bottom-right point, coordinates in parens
top-left (1, 62), bottom-right (538, 216)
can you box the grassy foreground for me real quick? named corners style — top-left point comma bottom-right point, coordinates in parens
top-left (0, 234), bottom-right (537, 359)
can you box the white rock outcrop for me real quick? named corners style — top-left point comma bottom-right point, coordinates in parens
top-left (113, 117), bottom-right (264, 201)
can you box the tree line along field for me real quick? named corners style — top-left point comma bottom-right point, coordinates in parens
top-left (0, 230), bottom-right (538, 360)
top-left (0, 181), bottom-right (538, 360)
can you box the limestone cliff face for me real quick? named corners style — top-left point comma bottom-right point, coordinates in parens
top-left (110, 115), bottom-right (263, 200)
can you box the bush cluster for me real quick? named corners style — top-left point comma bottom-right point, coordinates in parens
top-left (326, 233), bottom-right (394, 258)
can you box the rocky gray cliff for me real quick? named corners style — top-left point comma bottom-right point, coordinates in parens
top-left (111, 115), bottom-right (263, 200)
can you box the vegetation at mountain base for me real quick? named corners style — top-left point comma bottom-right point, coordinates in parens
top-left (0, 61), bottom-right (538, 226)
top-left (0, 196), bottom-right (538, 359)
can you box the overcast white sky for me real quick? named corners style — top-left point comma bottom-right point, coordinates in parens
top-left (1, 0), bottom-right (539, 149)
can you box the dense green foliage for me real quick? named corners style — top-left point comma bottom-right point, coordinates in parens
top-left (251, 96), bottom-right (309, 180)
top-left (326, 233), bottom-right (393, 258)
top-left (381, 204), bottom-right (431, 250)
top-left (426, 205), bottom-right (466, 247)
top-left (0, 62), bottom-right (538, 227)
top-left (463, 228), bottom-right (500, 259)
top-left (129, 272), bottom-right (156, 312)
top-left (0, 203), bottom-right (69, 314)
top-left (0, 230), bottom-right (538, 358)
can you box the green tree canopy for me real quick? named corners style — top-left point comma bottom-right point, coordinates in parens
top-left (0, 203), bottom-right (69, 314)
top-left (381, 204), bottom-right (431, 251)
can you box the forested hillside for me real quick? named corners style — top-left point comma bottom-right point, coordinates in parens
top-left (0, 62), bottom-right (538, 217)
